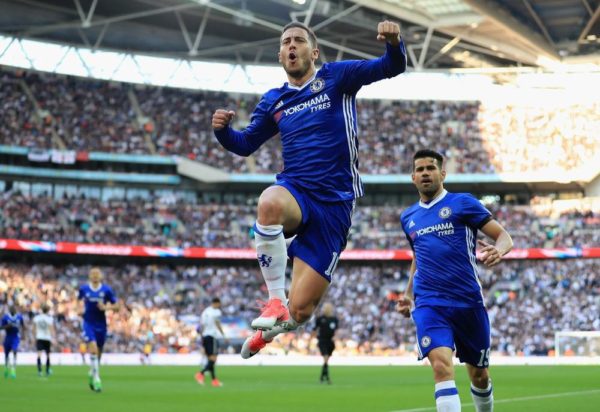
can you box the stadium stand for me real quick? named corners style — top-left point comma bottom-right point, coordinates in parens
top-left (1, 259), bottom-right (597, 356)
top-left (1, 68), bottom-right (598, 175)
top-left (0, 191), bottom-right (598, 249)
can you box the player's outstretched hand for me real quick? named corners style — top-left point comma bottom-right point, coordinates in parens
top-left (212, 109), bottom-right (236, 130)
top-left (477, 239), bottom-right (502, 267)
top-left (377, 20), bottom-right (400, 46)
top-left (396, 295), bottom-right (413, 318)
top-left (97, 301), bottom-right (106, 311)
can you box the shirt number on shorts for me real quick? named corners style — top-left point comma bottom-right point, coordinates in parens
top-left (324, 252), bottom-right (340, 277)
top-left (478, 348), bottom-right (490, 367)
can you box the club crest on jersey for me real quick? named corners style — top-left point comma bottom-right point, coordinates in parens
top-left (439, 207), bottom-right (452, 219)
top-left (310, 77), bottom-right (325, 92)
top-left (421, 336), bottom-right (431, 348)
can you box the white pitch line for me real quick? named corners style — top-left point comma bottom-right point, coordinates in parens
top-left (390, 388), bottom-right (600, 412)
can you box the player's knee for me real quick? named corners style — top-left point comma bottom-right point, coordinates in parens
top-left (471, 369), bottom-right (490, 388)
top-left (289, 304), bottom-right (313, 324)
top-left (430, 357), bottom-right (453, 380)
top-left (257, 196), bottom-right (285, 224)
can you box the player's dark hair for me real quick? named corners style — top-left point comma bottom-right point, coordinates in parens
top-left (282, 21), bottom-right (318, 49)
top-left (413, 149), bottom-right (444, 170)
top-left (211, 297), bottom-right (221, 304)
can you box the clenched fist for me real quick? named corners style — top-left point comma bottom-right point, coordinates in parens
top-left (377, 20), bottom-right (401, 46)
top-left (212, 109), bottom-right (236, 130)
top-left (396, 295), bottom-right (413, 318)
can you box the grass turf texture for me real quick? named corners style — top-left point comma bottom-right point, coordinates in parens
top-left (1, 365), bottom-right (599, 412)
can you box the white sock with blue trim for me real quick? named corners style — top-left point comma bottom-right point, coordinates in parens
top-left (254, 222), bottom-right (287, 302)
top-left (435, 380), bottom-right (461, 412)
top-left (471, 381), bottom-right (493, 412)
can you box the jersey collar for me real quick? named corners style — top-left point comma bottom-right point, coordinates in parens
top-left (419, 189), bottom-right (448, 209)
top-left (89, 282), bottom-right (103, 292)
top-left (285, 71), bottom-right (317, 91)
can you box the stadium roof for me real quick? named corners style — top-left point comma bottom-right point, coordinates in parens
top-left (1, 0), bottom-right (599, 71)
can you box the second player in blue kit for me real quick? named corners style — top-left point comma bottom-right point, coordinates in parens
top-left (1, 306), bottom-right (24, 379)
top-left (78, 267), bottom-right (118, 392)
top-left (397, 149), bottom-right (513, 412)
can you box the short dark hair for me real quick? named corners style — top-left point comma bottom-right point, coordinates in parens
top-left (282, 21), bottom-right (318, 49)
top-left (211, 297), bottom-right (221, 304)
top-left (413, 149), bottom-right (444, 169)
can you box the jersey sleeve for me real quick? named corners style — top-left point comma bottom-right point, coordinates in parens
top-left (460, 194), bottom-right (493, 229)
top-left (400, 212), bottom-right (415, 251)
top-left (213, 94), bottom-right (279, 156)
top-left (105, 286), bottom-right (117, 304)
top-left (0, 315), bottom-right (7, 327)
top-left (77, 286), bottom-right (85, 301)
top-left (330, 41), bottom-right (407, 94)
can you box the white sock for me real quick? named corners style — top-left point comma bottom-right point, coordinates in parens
top-left (435, 380), bottom-right (461, 412)
top-left (471, 381), bottom-right (493, 412)
top-left (254, 222), bottom-right (287, 301)
top-left (11, 353), bottom-right (17, 368)
top-left (90, 355), bottom-right (100, 379)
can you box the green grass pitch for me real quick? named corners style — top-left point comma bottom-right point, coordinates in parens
top-left (1, 365), bottom-right (599, 411)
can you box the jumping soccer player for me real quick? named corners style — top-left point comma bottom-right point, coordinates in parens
top-left (212, 20), bottom-right (406, 358)
top-left (33, 303), bottom-right (54, 377)
top-left (397, 149), bottom-right (513, 412)
top-left (78, 267), bottom-right (118, 392)
top-left (1, 306), bottom-right (24, 379)
top-left (313, 302), bottom-right (338, 384)
top-left (195, 297), bottom-right (227, 387)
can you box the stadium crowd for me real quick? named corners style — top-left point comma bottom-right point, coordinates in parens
top-left (1, 191), bottom-right (598, 249)
top-left (1, 69), bottom-right (598, 175)
top-left (0, 259), bottom-right (597, 357)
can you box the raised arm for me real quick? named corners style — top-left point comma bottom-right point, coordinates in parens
top-left (333, 21), bottom-right (407, 93)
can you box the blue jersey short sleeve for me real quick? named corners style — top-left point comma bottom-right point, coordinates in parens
top-left (105, 286), bottom-right (117, 304)
top-left (460, 194), bottom-right (492, 229)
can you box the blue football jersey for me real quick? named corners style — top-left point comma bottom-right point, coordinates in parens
top-left (215, 41), bottom-right (407, 202)
top-left (401, 190), bottom-right (493, 308)
top-left (1, 313), bottom-right (24, 339)
top-left (78, 283), bottom-right (117, 325)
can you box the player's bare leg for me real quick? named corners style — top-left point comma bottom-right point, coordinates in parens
top-left (466, 364), bottom-right (493, 412)
top-left (428, 347), bottom-right (461, 412)
top-left (251, 186), bottom-right (301, 330)
top-left (287, 258), bottom-right (329, 325)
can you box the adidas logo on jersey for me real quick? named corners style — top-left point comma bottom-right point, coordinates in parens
top-left (275, 100), bottom-right (284, 109)
top-left (408, 220), bottom-right (415, 228)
